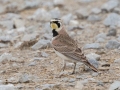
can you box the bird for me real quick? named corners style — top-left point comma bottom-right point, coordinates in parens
top-left (50, 18), bottom-right (98, 74)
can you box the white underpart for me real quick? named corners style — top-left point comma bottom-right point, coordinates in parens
top-left (54, 50), bottom-right (77, 63)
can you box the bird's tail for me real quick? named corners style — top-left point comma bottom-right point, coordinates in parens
top-left (83, 61), bottom-right (99, 72)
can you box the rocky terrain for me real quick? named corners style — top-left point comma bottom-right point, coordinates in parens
top-left (0, 0), bottom-right (120, 90)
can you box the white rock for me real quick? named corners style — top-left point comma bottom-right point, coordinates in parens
top-left (75, 81), bottom-right (83, 90)
top-left (76, 9), bottom-right (90, 19)
top-left (102, 0), bottom-right (119, 12)
top-left (86, 53), bottom-right (100, 61)
top-left (69, 20), bottom-right (79, 26)
top-left (22, 33), bottom-right (38, 42)
top-left (84, 43), bottom-right (101, 49)
top-left (61, 13), bottom-right (73, 24)
top-left (91, 8), bottom-right (101, 14)
top-left (13, 18), bottom-right (25, 28)
top-left (53, 0), bottom-right (64, 6)
top-left (49, 7), bottom-right (61, 18)
top-left (14, 42), bottom-right (23, 49)
top-left (30, 8), bottom-right (51, 21)
top-left (0, 84), bottom-right (15, 90)
top-left (31, 39), bottom-right (50, 50)
top-left (16, 27), bottom-right (26, 33)
top-left (0, 20), bottom-right (13, 29)
top-left (0, 43), bottom-right (8, 48)
top-left (109, 81), bottom-right (120, 90)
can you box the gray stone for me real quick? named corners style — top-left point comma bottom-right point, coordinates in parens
top-left (107, 26), bottom-right (117, 36)
top-left (0, 53), bottom-right (13, 63)
top-left (31, 39), bottom-right (50, 50)
top-left (86, 53), bottom-right (100, 61)
top-left (91, 8), bottom-right (101, 14)
top-left (96, 38), bottom-right (105, 43)
top-left (97, 81), bottom-right (104, 86)
top-left (0, 43), bottom-right (8, 48)
top-left (87, 58), bottom-right (99, 68)
top-left (42, 22), bottom-right (52, 33)
top-left (61, 13), bottom-right (73, 24)
top-left (60, 77), bottom-right (69, 82)
top-left (0, 13), bottom-right (21, 21)
top-left (68, 78), bottom-right (76, 83)
top-left (95, 33), bottom-right (106, 43)
top-left (77, 0), bottom-right (93, 3)
top-left (14, 42), bottom-right (23, 49)
top-left (43, 1), bottom-right (54, 9)
top-left (30, 8), bottom-right (51, 21)
top-left (85, 78), bottom-right (96, 83)
top-left (0, 6), bottom-right (6, 14)
top-left (19, 73), bottom-right (30, 83)
top-left (114, 7), bottom-right (120, 14)
top-left (76, 9), bottom-right (90, 19)
top-left (41, 51), bottom-right (49, 57)
top-left (0, 84), bottom-right (16, 90)
top-left (87, 15), bottom-right (101, 22)
top-left (101, 0), bottom-right (119, 12)
top-left (25, 0), bottom-right (40, 9)
top-left (49, 7), bottom-right (61, 18)
top-left (109, 81), bottom-right (120, 90)
top-left (0, 35), bottom-right (12, 42)
top-left (95, 33), bottom-right (106, 40)
top-left (53, 0), bottom-right (64, 6)
top-left (84, 43), bottom-right (101, 49)
top-left (42, 84), bottom-right (60, 90)
top-left (117, 36), bottom-right (120, 41)
top-left (106, 40), bottom-right (120, 49)
top-left (42, 33), bottom-right (52, 40)
top-left (29, 61), bottom-right (36, 66)
top-left (0, 20), bottom-right (13, 29)
top-left (103, 13), bottom-right (120, 26)
top-left (92, 72), bottom-right (98, 77)
top-left (114, 59), bottom-right (120, 63)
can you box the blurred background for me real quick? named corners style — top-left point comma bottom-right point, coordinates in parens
top-left (0, 0), bottom-right (120, 90)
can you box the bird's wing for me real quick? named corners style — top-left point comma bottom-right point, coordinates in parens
top-left (52, 34), bottom-right (77, 53)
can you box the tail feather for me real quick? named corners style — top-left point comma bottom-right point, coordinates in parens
top-left (83, 61), bottom-right (98, 72)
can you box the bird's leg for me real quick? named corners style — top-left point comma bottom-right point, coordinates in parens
top-left (60, 60), bottom-right (66, 72)
top-left (71, 62), bottom-right (76, 74)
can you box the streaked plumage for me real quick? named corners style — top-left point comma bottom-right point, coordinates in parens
top-left (50, 18), bottom-right (98, 73)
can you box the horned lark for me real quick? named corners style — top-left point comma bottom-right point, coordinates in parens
top-left (50, 18), bottom-right (98, 74)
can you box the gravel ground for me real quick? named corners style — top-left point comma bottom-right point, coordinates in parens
top-left (0, 0), bottom-right (120, 90)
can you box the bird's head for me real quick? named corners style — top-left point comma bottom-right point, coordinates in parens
top-left (50, 18), bottom-right (62, 31)
top-left (50, 18), bottom-right (63, 37)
